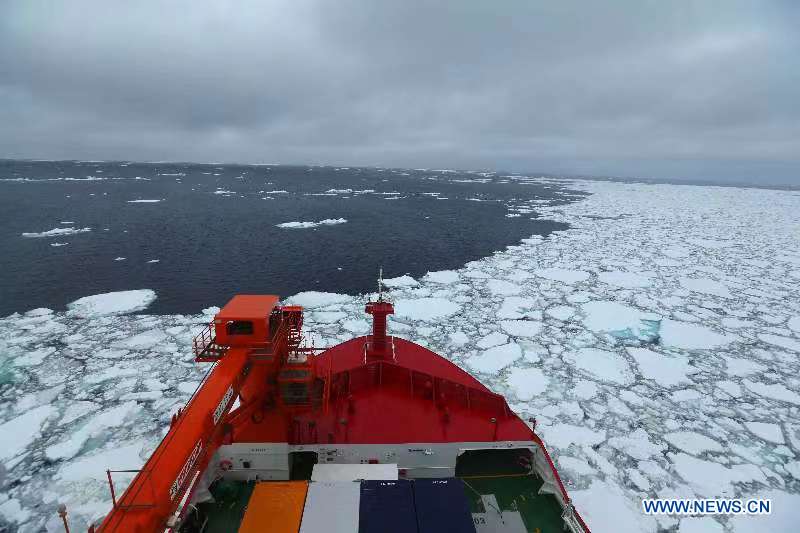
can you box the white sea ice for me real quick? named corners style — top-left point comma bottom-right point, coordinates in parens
top-left (21, 227), bottom-right (92, 238)
top-left (534, 268), bottom-right (590, 284)
top-left (744, 422), bottom-right (785, 444)
top-left (659, 319), bottom-right (735, 350)
top-left (664, 431), bottom-right (724, 454)
top-left (742, 380), bottom-right (800, 405)
top-left (506, 367), bottom-right (548, 400)
top-left (476, 331), bottom-right (508, 349)
top-left (467, 342), bottom-right (522, 373)
top-left (627, 347), bottom-right (693, 387)
top-left (285, 291), bottom-right (352, 308)
top-left (541, 423), bottom-right (606, 450)
top-left (571, 480), bottom-right (657, 533)
top-left (382, 275), bottom-right (418, 288)
top-left (678, 517), bottom-right (724, 533)
top-left (580, 301), bottom-right (660, 342)
top-left (423, 270), bottom-right (460, 284)
top-left (597, 271), bottom-right (652, 288)
top-left (679, 277), bottom-right (733, 298)
top-left (670, 453), bottom-right (766, 497)
top-left (67, 290), bottom-right (156, 317)
top-left (393, 298), bottom-right (460, 321)
top-left (276, 218), bottom-right (347, 229)
top-left (499, 319), bottom-right (542, 337)
top-left (758, 333), bottom-right (800, 352)
top-left (0, 406), bottom-right (56, 461)
top-left (563, 348), bottom-right (634, 385)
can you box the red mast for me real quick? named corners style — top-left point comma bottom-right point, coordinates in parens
top-left (364, 268), bottom-right (394, 360)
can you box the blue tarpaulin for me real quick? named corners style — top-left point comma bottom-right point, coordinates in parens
top-left (413, 478), bottom-right (476, 533)
top-left (359, 479), bottom-right (418, 533)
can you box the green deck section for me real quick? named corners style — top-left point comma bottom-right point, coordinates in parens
top-left (186, 480), bottom-right (255, 533)
top-left (462, 475), bottom-right (565, 533)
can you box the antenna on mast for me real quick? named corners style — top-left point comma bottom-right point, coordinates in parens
top-left (377, 267), bottom-right (384, 302)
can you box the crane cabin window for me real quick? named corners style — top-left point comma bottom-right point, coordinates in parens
top-left (226, 320), bottom-right (254, 336)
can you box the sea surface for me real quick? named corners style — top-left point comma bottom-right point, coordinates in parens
top-left (0, 160), bottom-right (584, 315)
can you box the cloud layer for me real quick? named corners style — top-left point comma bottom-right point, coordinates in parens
top-left (1, 1), bottom-right (798, 183)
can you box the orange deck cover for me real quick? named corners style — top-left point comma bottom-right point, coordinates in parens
top-left (238, 481), bottom-right (309, 533)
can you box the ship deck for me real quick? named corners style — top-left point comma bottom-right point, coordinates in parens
top-left (180, 450), bottom-right (565, 533)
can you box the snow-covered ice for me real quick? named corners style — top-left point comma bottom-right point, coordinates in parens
top-left (21, 227), bottom-right (91, 238)
top-left (67, 290), bottom-right (157, 317)
top-left (2, 178), bottom-right (800, 531)
top-left (276, 218), bottom-right (347, 229)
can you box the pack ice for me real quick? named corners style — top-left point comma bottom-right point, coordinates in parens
top-left (2, 179), bottom-right (800, 532)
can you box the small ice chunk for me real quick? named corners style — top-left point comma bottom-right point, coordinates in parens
top-left (424, 270), bottom-right (460, 284)
top-left (394, 298), bottom-right (460, 321)
top-left (286, 291), bottom-right (351, 308)
top-left (563, 348), bottom-right (634, 385)
top-left (573, 380), bottom-right (599, 399)
top-left (580, 301), bottom-right (660, 342)
top-left (448, 331), bottom-right (469, 345)
top-left (382, 275), bottom-right (418, 288)
top-left (679, 277), bottom-right (733, 298)
top-left (546, 305), bottom-right (575, 320)
top-left (742, 380), bottom-right (800, 405)
top-left (627, 347), bottom-right (692, 387)
top-left (571, 480), bottom-right (657, 533)
top-left (506, 367), bottom-right (548, 400)
top-left (670, 453), bottom-right (766, 496)
top-left (659, 319), bottom-right (735, 350)
top-left (745, 422), bottom-right (785, 444)
top-left (487, 279), bottom-right (520, 295)
top-left (758, 333), bottom-right (800, 352)
top-left (476, 331), bottom-right (508, 349)
top-left (467, 342), bottom-right (522, 373)
top-left (126, 199), bottom-right (163, 203)
top-left (534, 268), bottom-right (590, 284)
top-left (113, 329), bottom-right (168, 349)
top-left (499, 319), bottom-right (542, 337)
top-left (679, 517), bottom-right (724, 533)
top-left (664, 431), bottom-right (724, 454)
top-left (608, 428), bottom-right (666, 460)
top-left (57, 441), bottom-right (145, 482)
top-left (276, 218), bottom-right (347, 229)
top-left (21, 227), bottom-right (91, 238)
top-left (0, 405), bottom-right (56, 460)
top-left (598, 271), bottom-right (652, 288)
top-left (541, 423), bottom-right (606, 449)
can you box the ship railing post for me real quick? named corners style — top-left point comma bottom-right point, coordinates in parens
top-left (106, 470), bottom-right (117, 508)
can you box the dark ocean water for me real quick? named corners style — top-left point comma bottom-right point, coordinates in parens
top-left (0, 160), bottom-right (585, 315)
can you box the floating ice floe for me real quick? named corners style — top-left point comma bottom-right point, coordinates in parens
top-left (381, 275), bottom-right (419, 288)
top-left (21, 227), bottom-right (91, 238)
top-left (67, 289), bottom-right (157, 317)
top-left (276, 218), bottom-right (347, 229)
top-left (126, 199), bottom-right (163, 203)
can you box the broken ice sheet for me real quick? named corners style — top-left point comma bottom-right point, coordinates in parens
top-left (2, 179), bottom-right (800, 531)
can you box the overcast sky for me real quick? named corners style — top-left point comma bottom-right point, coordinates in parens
top-left (1, 1), bottom-right (798, 184)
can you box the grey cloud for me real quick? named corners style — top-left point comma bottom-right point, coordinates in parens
top-left (1, 0), bottom-right (798, 183)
